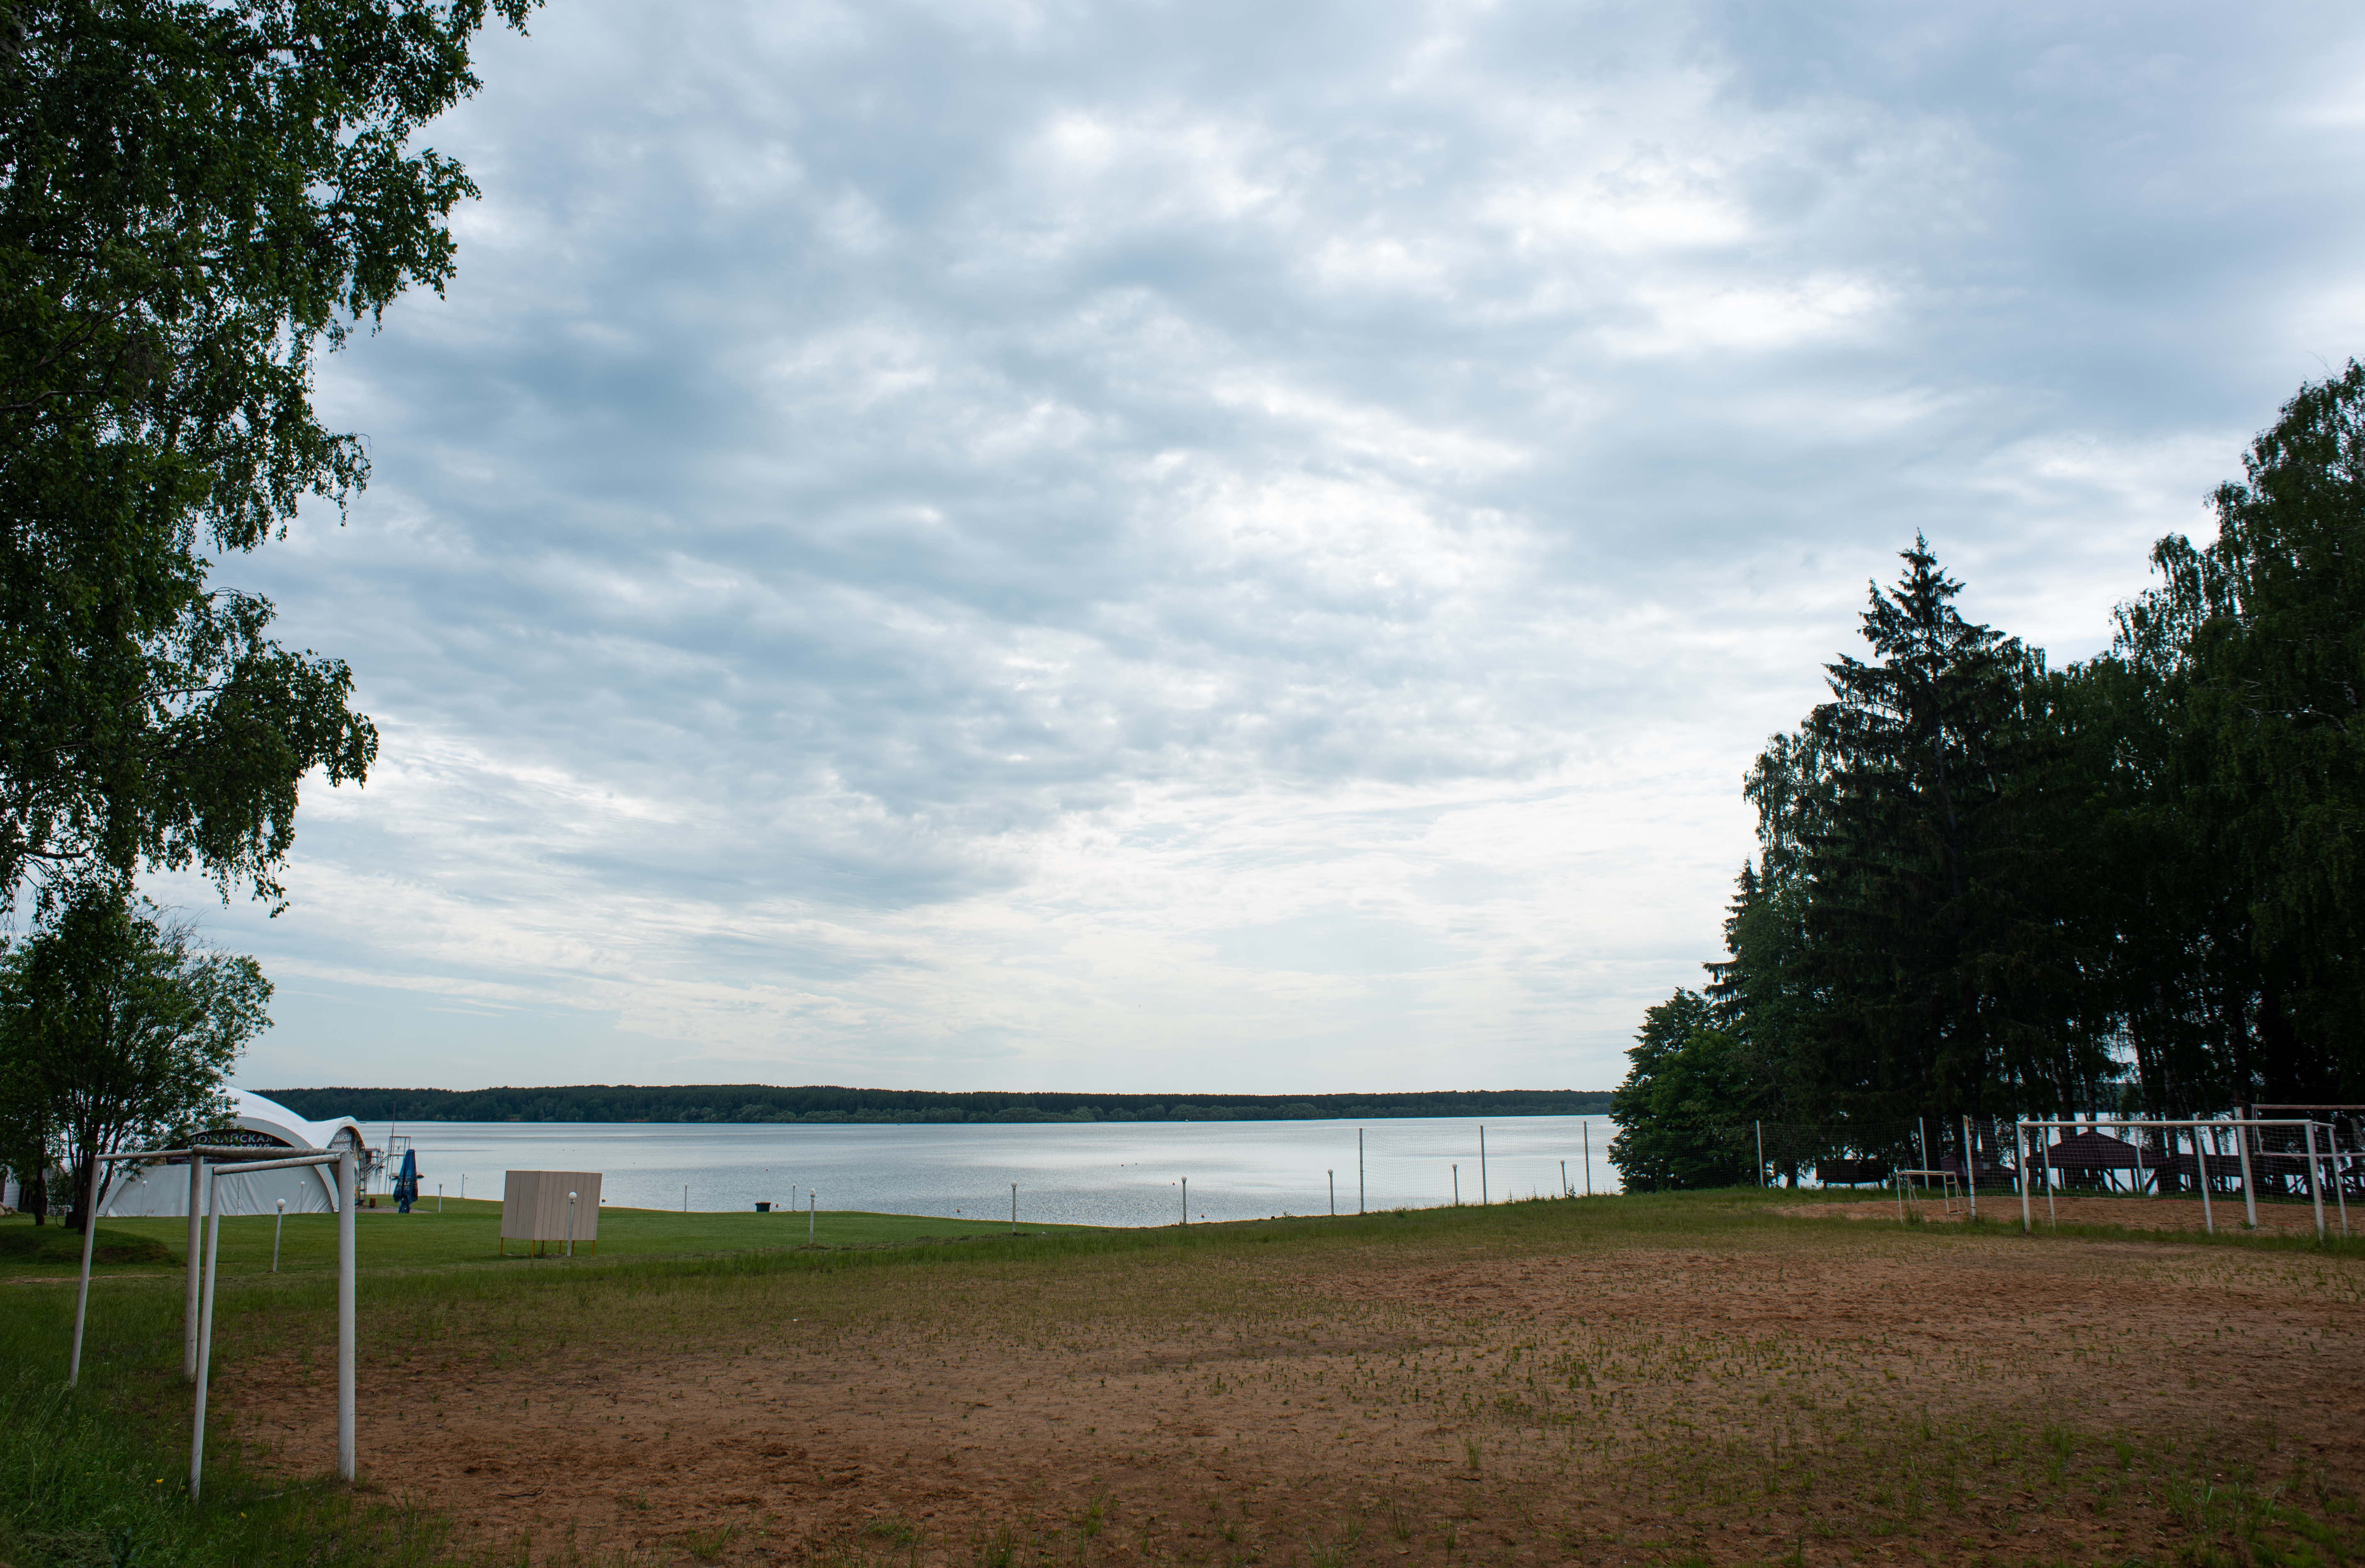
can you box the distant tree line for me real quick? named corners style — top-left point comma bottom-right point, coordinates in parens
top-left (1612, 366), bottom-right (2365, 1190)
top-left (258, 1085), bottom-right (1612, 1126)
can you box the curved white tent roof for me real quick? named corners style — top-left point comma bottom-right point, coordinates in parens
top-left (223, 1087), bottom-right (365, 1155)
top-left (100, 1087), bottom-right (367, 1217)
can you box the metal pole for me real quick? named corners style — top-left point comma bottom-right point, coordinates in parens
top-left (274, 1198), bottom-right (286, 1271)
top-left (192, 1166), bottom-right (222, 1498)
top-left (69, 1154), bottom-right (103, 1385)
top-left (1011, 1182), bottom-right (1017, 1235)
top-left (1918, 1118), bottom-right (1928, 1184)
top-left (184, 1156), bottom-right (204, 1380)
top-left (1584, 1122), bottom-right (1592, 1196)
top-left (1181, 1177), bottom-right (1187, 1225)
top-left (2331, 1122), bottom-right (2352, 1240)
top-left (1329, 1170), bottom-right (1335, 1216)
top-left (2043, 1123), bottom-right (2057, 1230)
top-left (1962, 1115), bottom-right (1978, 1220)
top-left (808, 1192), bottom-right (815, 1243)
top-left (2017, 1123), bottom-right (2031, 1235)
top-left (1479, 1126), bottom-right (1488, 1205)
top-left (1560, 1160), bottom-right (1567, 1198)
top-left (1452, 1164), bottom-right (1458, 1206)
top-left (338, 1148), bottom-right (355, 1483)
top-left (1357, 1129), bottom-right (1364, 1214)
top-left (1755, 1122), bottom-right (1764, 1188)
top-left (2238, 1111), bottom-right (2258, 1228)
top-left (2193, 1123), bottom-right (2213, 1236)
top-left (567, 1191), bottom-right (577, 1257)
top-left (2306, 1121), bottom-right (2327, 1241)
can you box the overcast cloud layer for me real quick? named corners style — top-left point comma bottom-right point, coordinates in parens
top-left (178, 0), bottom-right (2365, 1095)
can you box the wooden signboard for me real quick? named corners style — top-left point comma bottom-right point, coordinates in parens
top-left (499, 1169), bottom-right (604, 1255)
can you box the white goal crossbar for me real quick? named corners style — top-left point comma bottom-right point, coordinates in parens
top-left (70, 1145), bottom-right (356, 1498)
top-left (2011, 1117), bottom-right (2350, 1241)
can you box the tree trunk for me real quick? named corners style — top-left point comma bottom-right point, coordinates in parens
top-left (27, 1165), bottom-right (48, 1226)
top-left (66, 1151), bottom-right (94, 1234)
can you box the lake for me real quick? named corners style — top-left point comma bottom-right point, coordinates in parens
top-left (382, 1116), bottom-right (1625, 1228)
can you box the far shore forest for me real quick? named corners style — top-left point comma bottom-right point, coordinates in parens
top-left (259, 1085), bottom-right (1613, 1126)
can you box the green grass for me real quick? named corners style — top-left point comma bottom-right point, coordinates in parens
top-left (0, 1198), bottom-right (1102, 1282)
top-left (0, 1223), bottom-right (175, 1271)
top-left (4, 1186), bottom-right (2360, 1568)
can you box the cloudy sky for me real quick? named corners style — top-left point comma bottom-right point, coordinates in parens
top-left (185, 0), bottom-right (2365, 1095)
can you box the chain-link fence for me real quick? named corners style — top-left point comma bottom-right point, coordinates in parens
top-left (1340, 1117), bottom-right (1618, 1210)
top-left (1710, 1117), bottom-right (2025, 1194)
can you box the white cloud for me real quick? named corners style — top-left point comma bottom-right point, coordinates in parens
top-left (180, 0), bottom-right (2365, 1095)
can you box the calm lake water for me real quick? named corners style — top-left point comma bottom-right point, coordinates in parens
top-left (383, 1116), bottom-right (1625, 1228)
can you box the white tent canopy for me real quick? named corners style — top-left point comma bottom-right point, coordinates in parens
top-left (100, 1089), bottom-right (367, 1217)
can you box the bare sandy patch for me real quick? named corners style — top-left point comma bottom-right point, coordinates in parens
top-left (217, 1219), bottom-right (2365, 1566)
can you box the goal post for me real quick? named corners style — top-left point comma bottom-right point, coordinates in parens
top-left (71, 1144), bottom-right (356, 1499)
top-left (2014, 1116), bottom-right (2342, 1240)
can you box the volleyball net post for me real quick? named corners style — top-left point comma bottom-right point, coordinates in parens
top-left (70, 1144), bottom-right (356, 1499)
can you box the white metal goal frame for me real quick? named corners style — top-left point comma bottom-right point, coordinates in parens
top-left (1891, 1168), bottom-right (1962, 1222)
top-left (68, 1144), bottom-right (356, 1498)
top-left (2011, 1117), bottom-right (2351, 1241)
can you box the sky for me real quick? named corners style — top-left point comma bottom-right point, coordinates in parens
top-left (173, 0), bottom-right (2365, 1096)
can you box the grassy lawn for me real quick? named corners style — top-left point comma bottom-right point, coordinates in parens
top-left (0, 1200), bottom-right (1105, 1282)
top-left (2, 1190), bottom-right (2359, 1567)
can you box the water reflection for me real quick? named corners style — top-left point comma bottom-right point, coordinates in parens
top-left (391, 1116), bottom-right (1623, 1227)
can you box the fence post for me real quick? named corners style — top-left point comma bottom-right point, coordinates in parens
top-left (2017, 1122), bottom-right (2031, 1234)
top-left (2329, 1122), bottom-right (2351, 1239)
top-left (2238, 1113), bottom-right (2258, 1228)
top-left (1962, 1115), bottom-right (1978, 1220)
top-left (1755, 1122), bottom-right (1764, 1188)
top-left (184, 1156), bottom-right (203, 1380)
top-left (70, 1155), bottom-right (102, 1386)
top-left (338, 1148), bottom-right (356, 1483)
top-left (2193, 1122), bottom-right (2214, 1236)
top-left (192, 1165), bottom-right (221, 1498)
top-left (2306, 1121), bottom-right (2327, 1241)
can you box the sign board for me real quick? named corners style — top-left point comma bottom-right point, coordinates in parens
top-left (499, 1169), bottom-right (603, 1253)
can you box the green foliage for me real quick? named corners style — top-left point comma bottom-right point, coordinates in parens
top-left (2111, 362), bottom-right (2365, 1103)
top-left (1662, 366), bottom-right (2365, 1159)
top-left (1607, 989), bottom-right (1755, 1190)
top-left (0, 884), bottom-right (271, 1229)
top-left (0, 0), bottom-right (539, 904)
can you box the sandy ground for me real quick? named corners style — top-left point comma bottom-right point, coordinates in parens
top-left (219, 1221), bottom-right (2365, 1566)
top-left (1778, 1193), bottom-right (2349, 1235)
